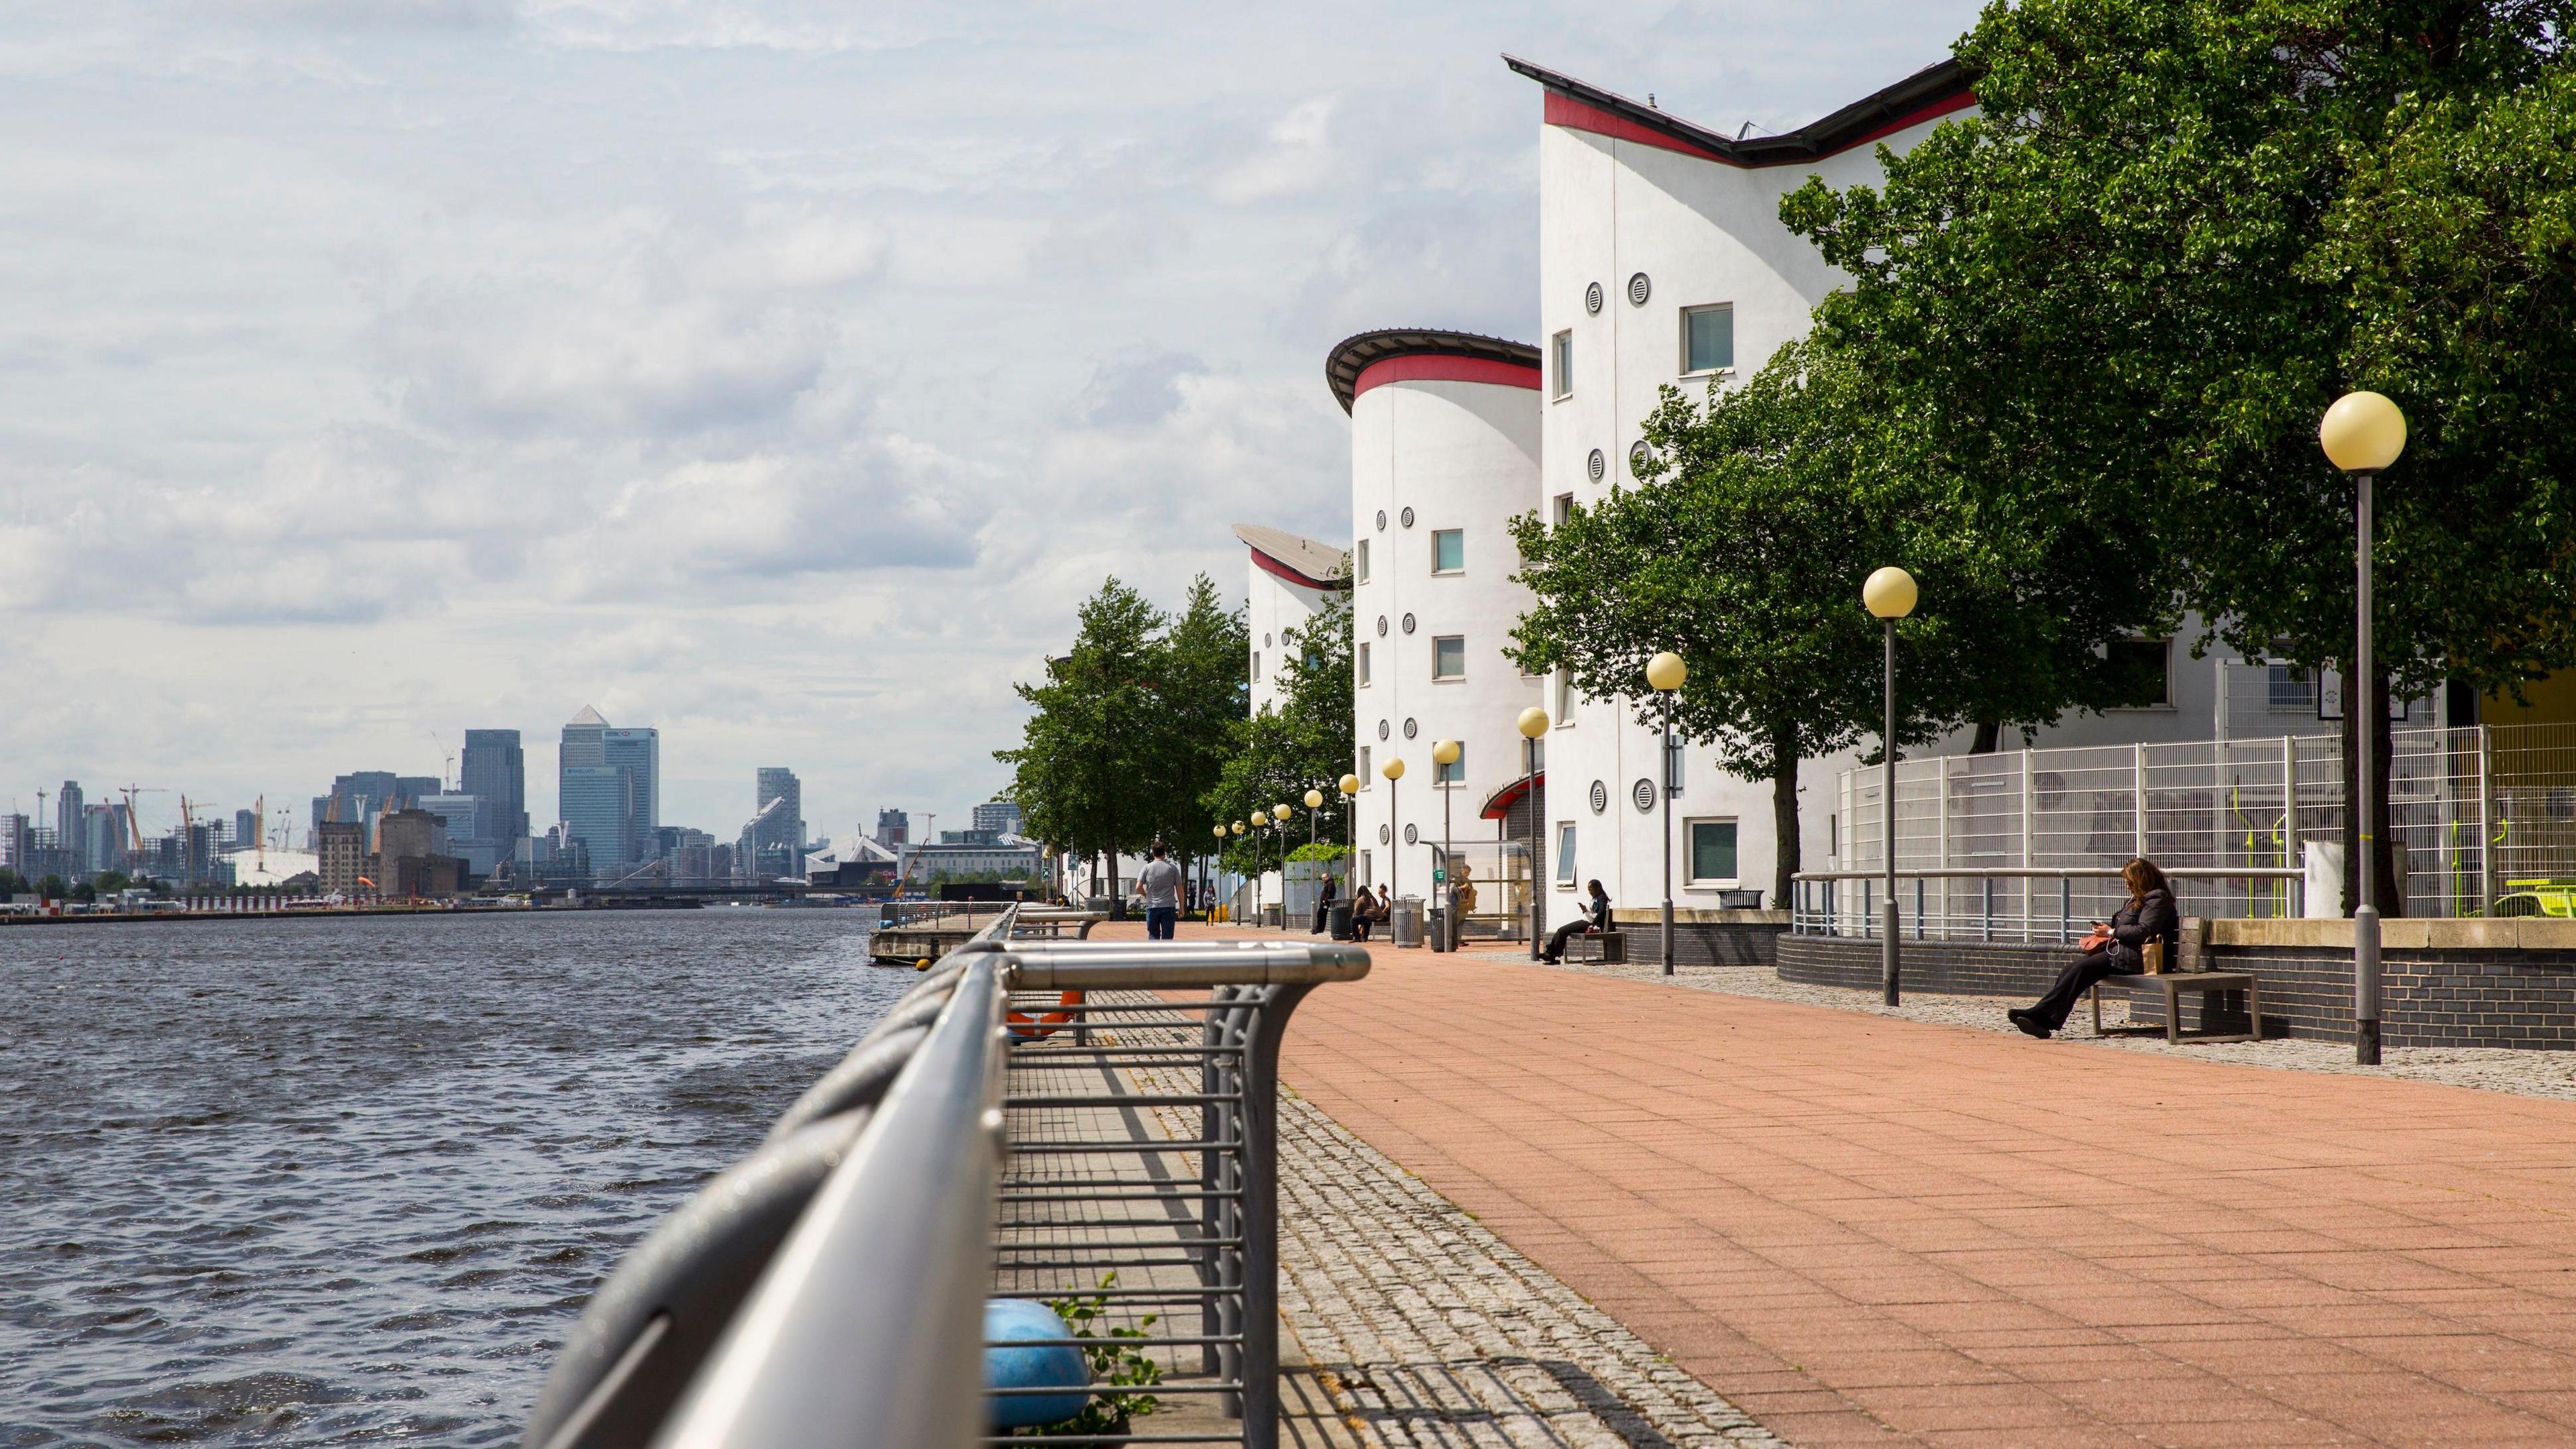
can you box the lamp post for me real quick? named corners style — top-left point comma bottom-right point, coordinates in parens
top-left (1271, 803), bottom-right (1293, 928)
top-left (1381, 755), bottom-right (1405, 910)
top-left (1519, 706), bottom-right (1550, 959)
top-left (1864, 566), bottom-right (1918, 1006)
top-left (1340, 772), bottom-right (1361, 908)
top-left (1231, 820), bottom-right (1246, 922)
top-left (1432, 739), bottom-right (1462, 950)
top-left (1646, 652), bottom-right (1687, 975)
top-left (2321, 390), bottom-right (2408, 1067)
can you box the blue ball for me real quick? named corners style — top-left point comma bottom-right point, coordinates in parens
top-left (985, 1298), bottom-right (1093, 1428)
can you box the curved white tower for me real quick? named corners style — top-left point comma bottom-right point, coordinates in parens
top-left (1329, 328), bottom-right (1543, 902)
top-left (1234, 523), bottom-right (1348, 714)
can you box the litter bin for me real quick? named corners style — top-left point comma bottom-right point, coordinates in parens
top-left (1391, 896), bottom-right (1424, 948)
top-left (1328, 900), bottom-right (1353, 940)
top-left (1427, 905), bottom-right (1450, 953)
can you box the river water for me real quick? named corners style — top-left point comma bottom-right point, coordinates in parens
top-left (0, 908), bottom-right (904, 1446)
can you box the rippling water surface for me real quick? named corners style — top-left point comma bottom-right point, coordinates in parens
top-left (0, 908), bottom-right (904, 1446)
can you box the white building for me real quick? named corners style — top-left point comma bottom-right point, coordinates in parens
top-left (1235, 524), bottom-right (1349, 712)
top-left (1324, 329), bottom-right (1545, 898)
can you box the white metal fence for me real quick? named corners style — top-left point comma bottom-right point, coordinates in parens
top-left (1810, 722), bottom-right (2576, 936)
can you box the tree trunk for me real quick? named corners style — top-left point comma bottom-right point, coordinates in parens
top-left (1970, 720), bottom-right (2002, 755)
top-left (2338, 672), bottom-right (2404, 918)
top-left (1771, 720), bottom-right (1801, 912)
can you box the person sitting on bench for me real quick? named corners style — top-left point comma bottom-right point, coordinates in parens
top-left (2010, 858), bottom-right (2178, 1038)
top-left (1348, 885), bottom-right (1381, 942)
top-left (1542, 879), bottom-right (1612, 963)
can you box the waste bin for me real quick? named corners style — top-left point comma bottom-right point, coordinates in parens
top-left (1426, 906), bottom-right (1450, 953)
top-left (1328, 900), bottom-right (1353, 940)
top-left (1391, 896), bottom-right (1424, 948)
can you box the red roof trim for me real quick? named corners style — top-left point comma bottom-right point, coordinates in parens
top-left (1248, 545), bottom-right (1346, 592)
top-left (1544, 91), bottom-right (1730, 163)
top-left (1843, 89), bottom-right (1977, 151)
top-left (1480, 771), bottom-right (1544, 821)
top-left (1352, 354), bottom-right (1542, 402)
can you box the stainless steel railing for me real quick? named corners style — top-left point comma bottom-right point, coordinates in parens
top-left (1790, 867), bottom-right (2306, 943)
top-left (521, 906), bottom-right (1368, 1449)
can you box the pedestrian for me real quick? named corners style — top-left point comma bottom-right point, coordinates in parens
top-left (1312, 870), bottom-right (1338, 934)
top-left (1542, 879), bottom-right (1612, 963)
top-left (2010, 858), bottom-right (2178, 1038)
top-left (1350, 883), bottom-right (1383, 942)
top-left (1137, 843), bottom-right (1184, 942)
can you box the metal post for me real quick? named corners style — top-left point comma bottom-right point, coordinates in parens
top-left (1528, 737), bottom-right (1544, 960)
top-left (2355, 468), bottom-right (2381, 1065)
top-left (1662, 700), bottom-right (1676, 975)
top-left (1882, 618), bottom-right (1900, 1004)
top-left (2477, 724), bottom-right (2494, 914)
top-left (2133, 743), bottom-right (2149, 862)
top-left (1935, 755), bottom-right (1949, 942)
top-left (2020, 749), bottom-right (2036, 943)
top-left (1389, 775), bottom-right (1399, 908)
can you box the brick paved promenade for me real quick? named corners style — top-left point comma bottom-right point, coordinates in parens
top-left (1093, 920), bottom-right (2576, 1446)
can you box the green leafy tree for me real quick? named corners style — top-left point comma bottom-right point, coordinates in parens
top-left (1208, 577), bottom-right (1356, 876)
top-left (996, 578), bottom-right (1170, 902)
top-left (1781, 0), bottom-right (2576, 911)
top-left (1152, 575), bottom-right (1252, 855)
top-left (1510, 345), bottom-right (2169, 906)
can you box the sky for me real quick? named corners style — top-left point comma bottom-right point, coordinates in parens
top-left (0, 0), bottom-right (1985, 849)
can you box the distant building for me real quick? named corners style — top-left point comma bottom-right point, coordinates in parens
top-left (875, 808), bottom-right (910, 849)
top-left (460, 729), bottom-right (528, 857)
top-left (559, 706), bottom-right (657, 871)
top-left (233, 809), bottom-right (258, 851)
top-left (314, 771), bottom-right (400, 843)
top-left (1234, 525), bottom-right (1351, 714)
top-left (605, 727), bottom-right (660, 843)
top-left (317, 822), bottom-right (366, 896)
top-left (972, 800), bottom-right (1024, 835)
top-left (56, 782), bottom-right (84, 874)
top-left (0, 813), bottom-right (28, 872)
top-left (374, 808), bottom-right (459, 898)
top-left (900, 835), bottom-right (1044, 883)
top-left (419, 794), bottom-right (490, 876)
top-left (83, 806), bottom-right (120, 878)
top-left (755, 767), bottom-right (805, 878)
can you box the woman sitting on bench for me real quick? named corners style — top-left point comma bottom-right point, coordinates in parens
top-left (1542, 879), bottom-right (1612, 963)
top-left (2010, 857), bottom-right (2178, 1038)
top-left (1349, 885), bottom-right (1383, 942)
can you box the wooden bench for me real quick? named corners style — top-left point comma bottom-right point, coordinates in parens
top-left (1571, 930), bottom-right (1627, 965)
top-left (2090, 941), bottom-right (2261, 1044)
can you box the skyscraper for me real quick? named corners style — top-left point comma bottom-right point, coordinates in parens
top-left (56, 782), bottom-right (83, 874)
top-left (876, 809), bottom-right (910, 849)
top-left (559, 706), bottom-right (657, 872)
top-left (973, 800), bottom-right (1024, 836)
top-left (460, 729), bottom-right (528, 854)
top-left (754, 767), bottom-right (804, 877)
top-left (604, 727), bottom-right (660, 843)
top-left (233, 809), bottom-right (258, 850)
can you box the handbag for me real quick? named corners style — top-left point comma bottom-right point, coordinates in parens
top-left (2077, 926), bottom-right (2114, 954)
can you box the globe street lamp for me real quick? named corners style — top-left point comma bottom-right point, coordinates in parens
top-left (1646, 651), bottom-right (1687, 975)
top-left (1864, 566), bottom-right (1918, 1006)
top-left (1271, 803), bottom-right (1293, 929)
top-left (1232, 820), bottom-right (1246, 923)
top-left (1340, 773), bottom-right (1362, 914)
top-left (2322, 389), bottom-right (2407, 1066)
top-left (1381, 755), bottom-right (1406, 915)
top-left (1432, 739), bottom-right (1462, 950)
top-left (1212, 823), bottom-right (1228, 919)
top-left (1518, 706), bottom-right (1550, 959)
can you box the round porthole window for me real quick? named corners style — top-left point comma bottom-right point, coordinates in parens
top-left (1375, 509), bottom-right (1387, 531)
top-left (1377, 718), bottom-right (1391, 741)
top-left (1402, 717), bottom-right (1418, 739)
top-left (1379, 824), bottom-right (1391, 845)
top-left (1401, 613), bottom-right (1415, 635)
top-left (1376, 615), bottom-right (1389, 637)
top-left (1629, 440), bottom-right (1652, 478)
top-left (1627, 272), bottom-right (1652, 306)
top-left (1633, 778), bottom-right (1658, 813)
top-left (1587, 449), bottom-right (1605, 482)
top-left (1264, 633), bottom-right (1273, 647)
top-left (1589, 780), bottom-right (1609, 815)
top-left (1585, 281), bottom-right (1603, 315)
top-left (1403, 824), bottom-right (1419, 845)
top-left (1400, 506), bottom-right (1416, 528)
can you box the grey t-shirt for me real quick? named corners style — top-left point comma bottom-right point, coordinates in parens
top-left (1138, 859), bottom-right (1184, 910)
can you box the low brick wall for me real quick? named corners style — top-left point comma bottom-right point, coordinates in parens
top-left (1609, 909), bottom-right (1789, 967)
top-left (1775, 920), bottom-right (2576, 1049)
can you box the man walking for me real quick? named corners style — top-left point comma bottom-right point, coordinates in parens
top-left (1138, 842), bottom-right (1183, 942)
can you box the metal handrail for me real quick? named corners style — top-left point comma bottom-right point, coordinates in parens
top-left (1793, 867), bottom-right (2304, 881)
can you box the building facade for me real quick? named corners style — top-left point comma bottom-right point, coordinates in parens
top-left (1234, 524), bottom-right (1350, 712)
top-left (559, 707), bottom-right (657, 873)
top-left (876, 809), bottom-right (910, 849)
top-left (753, 767), bottom-right (805, 879)
top-left (317, 821), bottom-right (366, 897)
top-left (972, 800), bottom-right (1024, 836)
top-left (461, 729), bottom-right (529, 859)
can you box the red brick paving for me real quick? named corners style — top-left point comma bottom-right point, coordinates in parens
top-left (1099, 922), bottom-right (2576, 1446)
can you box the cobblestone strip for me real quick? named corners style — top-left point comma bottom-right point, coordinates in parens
top-left (1267, 1087), bottom-right (1786, 1449)
top-left (1499, 952), bottom-right (2576, 1102)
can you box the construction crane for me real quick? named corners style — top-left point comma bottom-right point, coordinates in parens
top-left (431, 731), bottom-right (454, 791)
top-left (117, 786), bottom-right (166, 863)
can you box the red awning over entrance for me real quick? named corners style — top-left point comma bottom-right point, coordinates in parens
top-left (1481, 771), bottom-right (1542, 821)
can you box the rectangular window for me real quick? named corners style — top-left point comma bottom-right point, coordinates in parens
top-left (1554, 668), bottom-right (1576, 723)
top-left (1356, 642), bottom-right (1371, 686)
top-left (1437, 745), bottom-right (1465, 786)
top-left (1663, 728), bottom-right (1683, 797)
top-left (1555, 822), bottom-right (1578, 885)
top-left (1432, 635), bottom-right (1466, 680)
top-left (1358, 746), bottom-right (1371, 786)
top-left (1251, 651), bottom-right (1260, 682)
top-left (2108, 637), bottom-right (2174, 708)
top-left (2267, 662), bottom-right (2316, 712)
top-left (1551, 331), bottom-right (1572, 399)
top-left (1354, 539), bottom-right (1369, 584)
top-left (1552, 493), bottom-right (1574, 526)
top-left (1686, 820), bottom-right (1739, 884)
top-left (1431, 529), bottom-right (1464, 574)
top-left (1682, 304), bottom-right (1735, 375)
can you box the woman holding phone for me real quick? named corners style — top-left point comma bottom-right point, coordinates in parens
top-left (2010, 858), bottom-right (2178, 1038)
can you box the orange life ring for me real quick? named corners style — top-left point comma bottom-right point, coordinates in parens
top-left (1007, 989), bottom-right (1086, 1042)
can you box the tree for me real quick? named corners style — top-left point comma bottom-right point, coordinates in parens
top-left (996, 578), bottom-right (1170, 903)
top-left (1509, 344), bottom-right (2171, 906)
top-left (1780, 0), bottom-right (2576, 911)
top-left (1152, 575), bottom-right (1252, 855)
top-left (1207, 577), bottom-right (1356, 876)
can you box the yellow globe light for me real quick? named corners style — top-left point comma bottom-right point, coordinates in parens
top-left (1338, 773), bottom-right (1360, 796)
top-left (1232, 820), bottom-right (1246, 835)
top-left (2320, 390), bottom-right (2407, 472)
top-left (1432, 739), bottom-right (1462, 767)
top-left (1214, 824), bottom-right (1228, 840)
top-left (1381, 756), bottom-right (1405, 781)
top-left (1863, 566), bottom-right (1919, 620)
top-left (1645, 651), bottom-right (1687, 693)
top-left (1517, 706), bottom-right (1551, 739)
top-left (1273, 804), bottom-right (1292, 822)
top-left (1304, 788), bottom-right (1324, 809)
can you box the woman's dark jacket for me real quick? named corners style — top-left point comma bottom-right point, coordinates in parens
top-left (1586, 891), bottom-right (1613, 932)
top-left (2102, 888), bottom-right (2179, 971)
